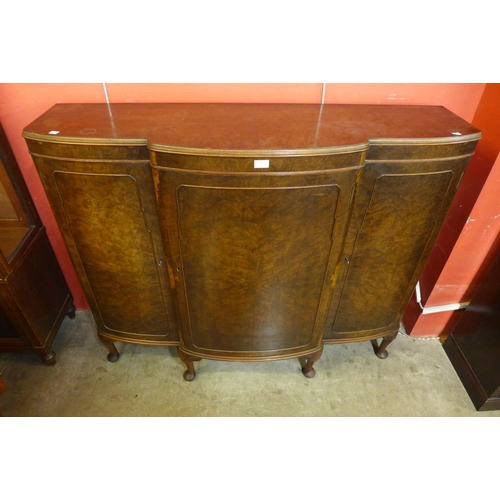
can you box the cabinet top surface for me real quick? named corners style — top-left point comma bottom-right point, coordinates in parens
top-left (23, 103), bottom-right (481, 154)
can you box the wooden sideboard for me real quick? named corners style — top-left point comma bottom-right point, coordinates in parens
top-left (23, 103), bottom-right (480, 379)
top-left (0, 122), bottom-right (74, 365)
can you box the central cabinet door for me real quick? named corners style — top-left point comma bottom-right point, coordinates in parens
top-left (153, 155), bottom-right (361, 360)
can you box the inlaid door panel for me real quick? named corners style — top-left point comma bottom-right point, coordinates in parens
top-left (32, 156), bottom-right (177, 342)
top-left (326, 155), bottom-right (473, 339)
top-left (155, 165), bottom-right (360, 359)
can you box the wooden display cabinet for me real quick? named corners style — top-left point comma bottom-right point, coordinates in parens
top-left (0, 123), bottom-right (74, 365)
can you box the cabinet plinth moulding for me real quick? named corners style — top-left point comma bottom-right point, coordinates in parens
top-left (0, 123), bottom-right (74, 364)
top-left (23, 104), bottom-right (481, 379)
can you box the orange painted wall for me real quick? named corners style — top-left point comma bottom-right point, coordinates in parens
top-left (0, 83), bottom-right (486, 310)
top-left (403, 84), bottom-right (500, 337)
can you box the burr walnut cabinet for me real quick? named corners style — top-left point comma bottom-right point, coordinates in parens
top-left (22, 103), bottom-right (480, 379)
top-left (0, 122), bottom-right (74, 365)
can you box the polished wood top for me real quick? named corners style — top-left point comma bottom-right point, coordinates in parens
top-left (23, 103), bottom-right (481, 155)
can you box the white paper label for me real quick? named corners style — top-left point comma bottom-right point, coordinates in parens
top-left (254, 159), bottom-right (270, 169)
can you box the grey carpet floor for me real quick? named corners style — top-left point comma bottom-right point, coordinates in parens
top-left (1, 311), bottom-right (499, 417)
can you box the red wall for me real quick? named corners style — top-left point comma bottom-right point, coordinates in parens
top-left (0, 83), bottom-right (486, 314)
top-left (403, 84), bottom-right (500, 337)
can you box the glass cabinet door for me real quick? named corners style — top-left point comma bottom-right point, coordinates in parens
top-left (0, 127), bottom-right (34, 273)
top-left (0, 157), bottom-right (30, 259)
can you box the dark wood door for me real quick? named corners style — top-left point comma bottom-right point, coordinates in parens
top-left (324, 154), bottom-right (475, 342)
top-left (154, 158), bottom-right (360, 360)
top-left (31, 154), bottom-right (178, 344)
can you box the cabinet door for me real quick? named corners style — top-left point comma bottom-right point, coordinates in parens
top-left (325, 155), bottom-right (473, 340)
top-left (32, 155), bottom-right (178, 343)
top-left (154, 160), bottom-right (359, 360)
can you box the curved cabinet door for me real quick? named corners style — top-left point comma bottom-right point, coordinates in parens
top-left (154, 158), bottom-right (360, 360)
top-left (30, 153), bottom-right (178, 344)
top-left (324, 153), bottom-right (476, 341)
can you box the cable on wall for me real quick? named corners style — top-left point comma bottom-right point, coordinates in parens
top-left (103, 83), bottom-right (110, 104)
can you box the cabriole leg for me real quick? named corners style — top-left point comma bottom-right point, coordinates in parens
top-left (0, 378), bottom-right (6, 416)
top-left (41, 349), bottom-right (56, 366)
top-left (66, 300), bottom-right (76, 319)
top-left (178, 348), bottom-right (201, 381)
top-left (98, 334), bottom-right (120, 362)
top-left (371, 331), bottom-right (398, 359)
top-left (299, 345), bottom-right (324, 378)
